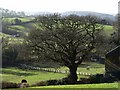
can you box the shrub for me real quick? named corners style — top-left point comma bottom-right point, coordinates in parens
top-left (79, 78), bottom-right (91, 84)
top-left (89, 74), bottom-right (116, 83)
top-left (31, 81), bottom-right (48, 86)
top-left (1, 81), bottom-right (20, 89)
top-left (31, 78), bottom-right (70, 87)
top-left (47, 79), bottom-right (58, 85)
top-left (47, 78), bottom-right (73, 85)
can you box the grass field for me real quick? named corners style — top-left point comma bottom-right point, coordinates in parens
top-left (103, 25), bottom-right (114, 36)
top-left (8, 25), bottom-right (29, 31)
top-left (78, 62), bottom-right (105, 74)
top-left (2, 62), bottom-right (105, 85)
top-left (2, 67), bottom-right (67, 85)
top-left (2, 67), bottom-right (89, 84)
top-left (43, 62), bottom-right (105, 75)
top-left (2, 17), bottom-right (34, 23)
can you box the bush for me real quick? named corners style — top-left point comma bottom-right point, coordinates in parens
top-left (89, 74), bottom-right (116, 83)
top-left (32, 77), bottom-right (78, 87)
top-left (47, 79), bottom-right (58, 85)
top-left (1, 81), bottom-right (20, 89)
top-left (31, 81), bottom-right (48, 86)
top-left (78, 78), bottom-right (91, 84)
top-left (47, 77), bottom-right (74, 85)
top-left (2, 41), bottom-right (19, 66)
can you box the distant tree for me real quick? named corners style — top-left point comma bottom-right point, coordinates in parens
top-left (0, 8), bottom-right (26, 18)
top-left (94, 30), bottom-right (115, 57)
top-left (17, 11), bottom-right (26, 17)
top-left (14, 18), bottom-right (21, 24)
top-left (110, 14), bottom-right (120, 46)
top-left (27, 14), bottom-right (103, 83)
top-left (2, 37), bottom-right (18, 66)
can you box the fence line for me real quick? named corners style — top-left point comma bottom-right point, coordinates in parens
top-left (20, 64), bottom-right (93, 76)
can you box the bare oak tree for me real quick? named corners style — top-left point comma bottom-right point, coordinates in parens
top-left (27, 14), bottom-right (103, 83)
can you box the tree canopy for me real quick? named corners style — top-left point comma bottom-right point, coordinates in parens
top-left (27, 14), bottom-right (103, 83)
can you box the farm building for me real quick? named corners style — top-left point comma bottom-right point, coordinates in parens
top-left (105, 45), bottom-right (120, 79)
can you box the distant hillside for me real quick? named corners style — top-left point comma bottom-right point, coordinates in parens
top-left (32, 11), bottom-right (115, 22)
top-left (28, 12), bottom-right (52, 16)
top-left (61, 11), bottom-right (115, 21)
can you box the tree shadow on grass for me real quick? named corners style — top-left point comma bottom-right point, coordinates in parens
top-left (2, 69), bottom-right (37, 76)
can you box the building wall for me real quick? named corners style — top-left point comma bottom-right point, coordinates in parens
top-left (105, 46), bottom-right (120, 79)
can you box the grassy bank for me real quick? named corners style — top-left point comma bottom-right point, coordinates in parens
top-left (3, 83), bottom-right (118, 90)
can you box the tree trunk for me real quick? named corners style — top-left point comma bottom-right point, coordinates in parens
top-left (68, 65), bottom-right (78, 83)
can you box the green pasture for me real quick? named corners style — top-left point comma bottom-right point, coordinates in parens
top-left (43, 62), bottom-right (105, 75)
top-left (2, 62), bottom-right (105, 85)
top-left (7, 38), bottom-right (24, 44)
top-left (2, 67), bottom-right (66, 85)
top-left (78, 62), bottom-right (105, 74)
top-left (2, 67), bottom-right (90, 85)
top-left (17, 17), bottom-right (34, 22)
top-left (2, 17), bottom-right (34, 23)
top-left (8, 25), bottom-right (29, 32)
top-left (45, 66), bottom-right (104, 75)
top-left (103, 25), bottom-right (114, 36)
top-left (81, 62), bottom-right (105, 68)
top-left (0, 33), bottom-right (24, 44)
top-left (2, 67), bottom-right (118, 90)
top-left (2, 18), bottom-right (15, 23)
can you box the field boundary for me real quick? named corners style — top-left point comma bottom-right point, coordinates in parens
top-left (20, 64), bottom-right (94, 76)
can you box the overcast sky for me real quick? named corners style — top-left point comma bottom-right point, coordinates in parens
top-left (0, 0), bottom-right (119, 15)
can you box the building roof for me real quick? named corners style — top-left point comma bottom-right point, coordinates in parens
top-left (106, 45), bottom-right (120, 59)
